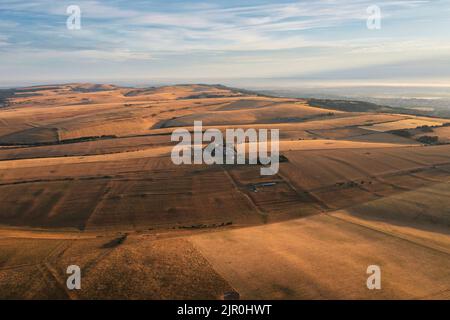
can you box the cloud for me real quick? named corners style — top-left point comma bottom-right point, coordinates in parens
top-left (0, 0), bottom-right (449, 84)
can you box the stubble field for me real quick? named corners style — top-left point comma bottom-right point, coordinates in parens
top-left (0, 84), bottom-right (449, 299)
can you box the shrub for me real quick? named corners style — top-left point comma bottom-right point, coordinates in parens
top-left (418, 125), bottom-right (433, 133)
top-left (390, 130), bottom-right (412, 138)
top-left (417, 136), bottom-right (439, 144)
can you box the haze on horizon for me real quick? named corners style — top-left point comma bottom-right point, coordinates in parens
top-left (1, 0), bottom-right (450, 88)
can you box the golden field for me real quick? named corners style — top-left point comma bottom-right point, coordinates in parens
top-left (0, 83), bottom-right (449, 299)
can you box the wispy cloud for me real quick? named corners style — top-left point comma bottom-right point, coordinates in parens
top-left (0, 0), bottom-right (449, 84)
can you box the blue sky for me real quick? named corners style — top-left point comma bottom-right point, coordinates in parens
top-left (1, 0), bottom-right (450, 87)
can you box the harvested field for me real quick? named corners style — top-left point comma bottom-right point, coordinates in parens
top-left (189, 213), bottom-right (450, 299)
top-left (360, 118), bottom-right (448, 132)
top-left (0, 235), bottom-right (233, 299)
top-left (0, 83), bottom-right (449, 300)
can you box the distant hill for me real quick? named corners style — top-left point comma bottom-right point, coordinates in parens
top-left (307, 98), bottom-right (394, 113)
top-left (256, 88), bottom-right (450, 119)
top-left (0, 89), bottom-right (15, 107)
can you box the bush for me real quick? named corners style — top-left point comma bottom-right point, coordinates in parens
top-left (390, 130), bottom-right (412, 138)
top-left (418, 125), bottom-right (433, 133)
top-left (417, 136), bottom-right (439, 144)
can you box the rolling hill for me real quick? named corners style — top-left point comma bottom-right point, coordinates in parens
top-left (0, 83), bottom-right (449, 299)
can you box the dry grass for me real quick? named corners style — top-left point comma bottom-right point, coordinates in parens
top-left (0, 234), bottom-right (233, 299)
top-left (0, 84), bottom-right (449, 299)
top-left (189, 213), bottom-right (450, 299)
top-left (360, 118), bottom-right (448, 132)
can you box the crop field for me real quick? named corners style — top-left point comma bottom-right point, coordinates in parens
top-left (189, 212), bottom-right (450, 299)
top-left (360, 118), bottom-right (448, 132)
top-left (0, 84), bottom-right (449, 299)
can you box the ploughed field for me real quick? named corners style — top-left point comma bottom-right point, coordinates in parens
top-left (0, 84), bottom-right (449, 299)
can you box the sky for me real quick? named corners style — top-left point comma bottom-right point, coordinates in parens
top-left (1, 0), bottom-right (450, 87)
